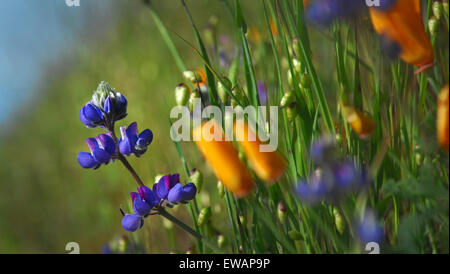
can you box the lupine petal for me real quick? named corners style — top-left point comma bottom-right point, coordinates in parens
top-left (154, 175), bottom-right (170, 200)
top-left (98, 134), bottom-right (116, 155)
top-left (171, 174), bottom-right (180, 187)
top-left (127, 122), bottom-right (139, 136)
top-left (92, 147), bottom-right (111, 164)
top-left (181, 183), bottom-right (197, 201)
top-left (86, 138), bottom-right (99, 154)
top-left (138, 186), bottom-right (158, 208)
top-left (130, 192), bottom-right (138, 203)
top-left (77, 152), bottom-right (99, 169)
top-left (79, 107), bottom-right (95, 128)
top-left (121, 214), bottom-right (142, 232)
top-left (104, 96), bottom-right (113, 114)
top-left (334, 162), bottom-right (357, 188)
top-left (137, 129), bottom-right (153, 147)
top-left (83, 103), bottom-right (103, 123)
top-left (167, 183), bottom-right (184, 203)
top-left (133, 198), bottom-right (151, 216)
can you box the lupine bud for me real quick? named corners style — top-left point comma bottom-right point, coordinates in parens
top-left (217, 234), bottom-right (227, 248)
top-left (428, 17), bottom-right (440, 35)
top-left (91, 81), bottom-right (128, 122)
top-left (183, 70), bottom-right (203, 84)
top-left (288, 230), bottom-right (302, 241)
top-left (300, 74), bottom-right (312, 89)
top-left (433, 1), bottom-right (443, 20)
top-left (217, 77), bottom-right (232, 103)
top-left (198, 207), bottom-right (212, 226)
top-left (188, 89), bottom-right (201, 113)
top-left (277, 202), bottom-right (287, 223)
top-left (175, 83), bottom-right (190, 106)
top-left (333, 208), bottom-right (345, 234)
top-left (217, 181), bottom-right (225, 198)
top-left (189, 168), bottom-right (204, 193)
top-left (280, 91), bottom-right (296, 108)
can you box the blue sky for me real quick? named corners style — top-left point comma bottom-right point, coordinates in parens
top-left (0, 0), bottom-right (114, 126)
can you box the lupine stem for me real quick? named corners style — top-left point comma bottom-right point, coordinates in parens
top-left (118, 154), bottom-right (144, 187)
top-left (159, 208), bottom-right (203, 239)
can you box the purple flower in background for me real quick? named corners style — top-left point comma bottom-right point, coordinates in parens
top-left (257, 81), bottom-right (268, 105)
top-left (357, 209), bottom-right (384, 244)
top-left (77, 133), bottom-right (116, 169)
top-left (306, 0), bottom-right (367, 26)
top-left (119, 122), bottom-right (153, 157)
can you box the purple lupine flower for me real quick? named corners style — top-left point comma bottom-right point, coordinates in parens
top-left (119, 122), bottom-right (153, 157)
top-left (257, 81), bottom-right (268, 105)
top-left (306, 0), bottom-right (367, 26)
top-left (121, 214), bottom-right (143, 232)
top-left (357, 209), bottom-right (384, 244)
top-left (87, 81), bottom-right (128, 126)
top-left (79, 103), bottom-right (104, 128)
top-left (153, 173), bottom-right (180, 200)
top-left (167, 183), bottom-right (197, 204)
top-left (77, 133), bottom-right (116, 169)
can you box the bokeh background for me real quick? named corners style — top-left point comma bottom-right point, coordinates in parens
top-left (0, 0), bottom-right (265, 253)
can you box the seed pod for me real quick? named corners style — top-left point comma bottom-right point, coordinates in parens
top-left (437, 84), bottom-right (449, 152)
top-left (428, 17), bottom-right (440, 35)
top-left (194, 121), bottom-right (254, 197)
top-left (239, 214), bottom-right (246, 226)
top-left (198, 207), bottom-right (212, 226)
top-left (217, 77), bottom-right (232, 103)
top-left (217, 235), bottom-right (227, 248)
top-left (189, 168), bottom-right (204, 193)
top-left (333, 208), bottom-right (345, 234)
top-left (188, 89), bottom-right (201, 113)
top-left (300, 74), bottom-right (312, 89)
top-left (433, 1), bottom-right (443, 20)
top-left (175, 83), bottom-right (190, 106)
top-left (280, 91), bottom-right (296, 108)
top-left (278, 202), bottom-right (287, 223)
top-left (183, 70), bottom-right (203, 84)
top-left (234, 120), bottom-right (286, 183)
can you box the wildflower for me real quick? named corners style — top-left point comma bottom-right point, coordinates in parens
top-left (306, 0), bottom-right (367, 26)
top-left (121, 185), bottom-right (159, 232)
top-left (194, 120), bottom-right (254, 197)
top-left (79, 103), bottom-right (104, 128)
top-left (357, 209), bottom-right (384, 244)
top-left (77, 134), bottom-right (116, 169)
top-left (437, 85), bottom-right (449, 152)
top-left (257, 82), bottom-right (268, 105)
top-left (118, 122), bottom-right (153, 157)
top-left (369, 0), bottom-right (434, 71)
top-left (153, 173), bottom-right (197, 204)
top-left (234, 120), bottom-right (287, 183)
top-left (341, 104), bottom-right (376, 139)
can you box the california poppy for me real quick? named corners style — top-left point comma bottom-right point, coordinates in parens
top-left (341, 104), bottom-right (376, 139)
top-left (234, 120), bottom-right (286, 183)
top-left (193, 120), bottom-right (254, 197)
top-left (369, 0), bottom-right (434, 72)
top-left (437, 85), bottom-right (449, 152)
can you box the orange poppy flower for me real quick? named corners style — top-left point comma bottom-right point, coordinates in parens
top-left (369, 0), bottom-right (434, 72)
top-left (437, 85), bottom-right (449, 152)
top-left (341, 104), bottom-right (376, 139)
top-left (234, 120), bottom-right (286, 183)
top-left (193, 120), bottom-right (254, 197)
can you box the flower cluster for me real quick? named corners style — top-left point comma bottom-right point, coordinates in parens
top-left (121, 173), bottom-right (197, 232)
top-left (295, 138), bottom-right (369, 205)
top-left (77, 81), bottom-right (153, 169)
top-left (356, 209), bottom-right (384, 244)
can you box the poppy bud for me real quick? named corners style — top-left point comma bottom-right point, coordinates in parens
top-left (183, 70), bottom-right (203, 84)
top-left (437, 85), bottom-right (449, 152)
top-left (300, 74), bottom-right (312, 89)
top-left (280, 91), bottom-right (296, 108)
top-left (175, 83), bottom-right (190, 106)
top-left (333, 208), bottom-right (345, 234)
top-left (428, 17), bottom-right (440, 35)
top-left (188, 89), bottom-right (201, 113)
top-left (278, 202), bottom-right (287, 223)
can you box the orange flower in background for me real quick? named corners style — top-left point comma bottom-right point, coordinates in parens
top-left (234, 120), bottom-right (286, 183)
top-left (437, 85), bottom-right (449, 152)
top-left (194, 120), bottom-right (254, 197)
top-left (369, 0), bottom-right (434, 72)
top-left (341, 104), bottom-right (376, 139)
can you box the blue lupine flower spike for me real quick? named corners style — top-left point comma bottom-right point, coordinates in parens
top-left (153, 173), bottom-right (180, 200)
top-left (167, 183), bottom-right (197, 204)
top-left (119, 122), bottom-right (153, 157)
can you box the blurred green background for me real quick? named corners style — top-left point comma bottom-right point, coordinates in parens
top-left (0, 0), bottom-right (263, 253)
